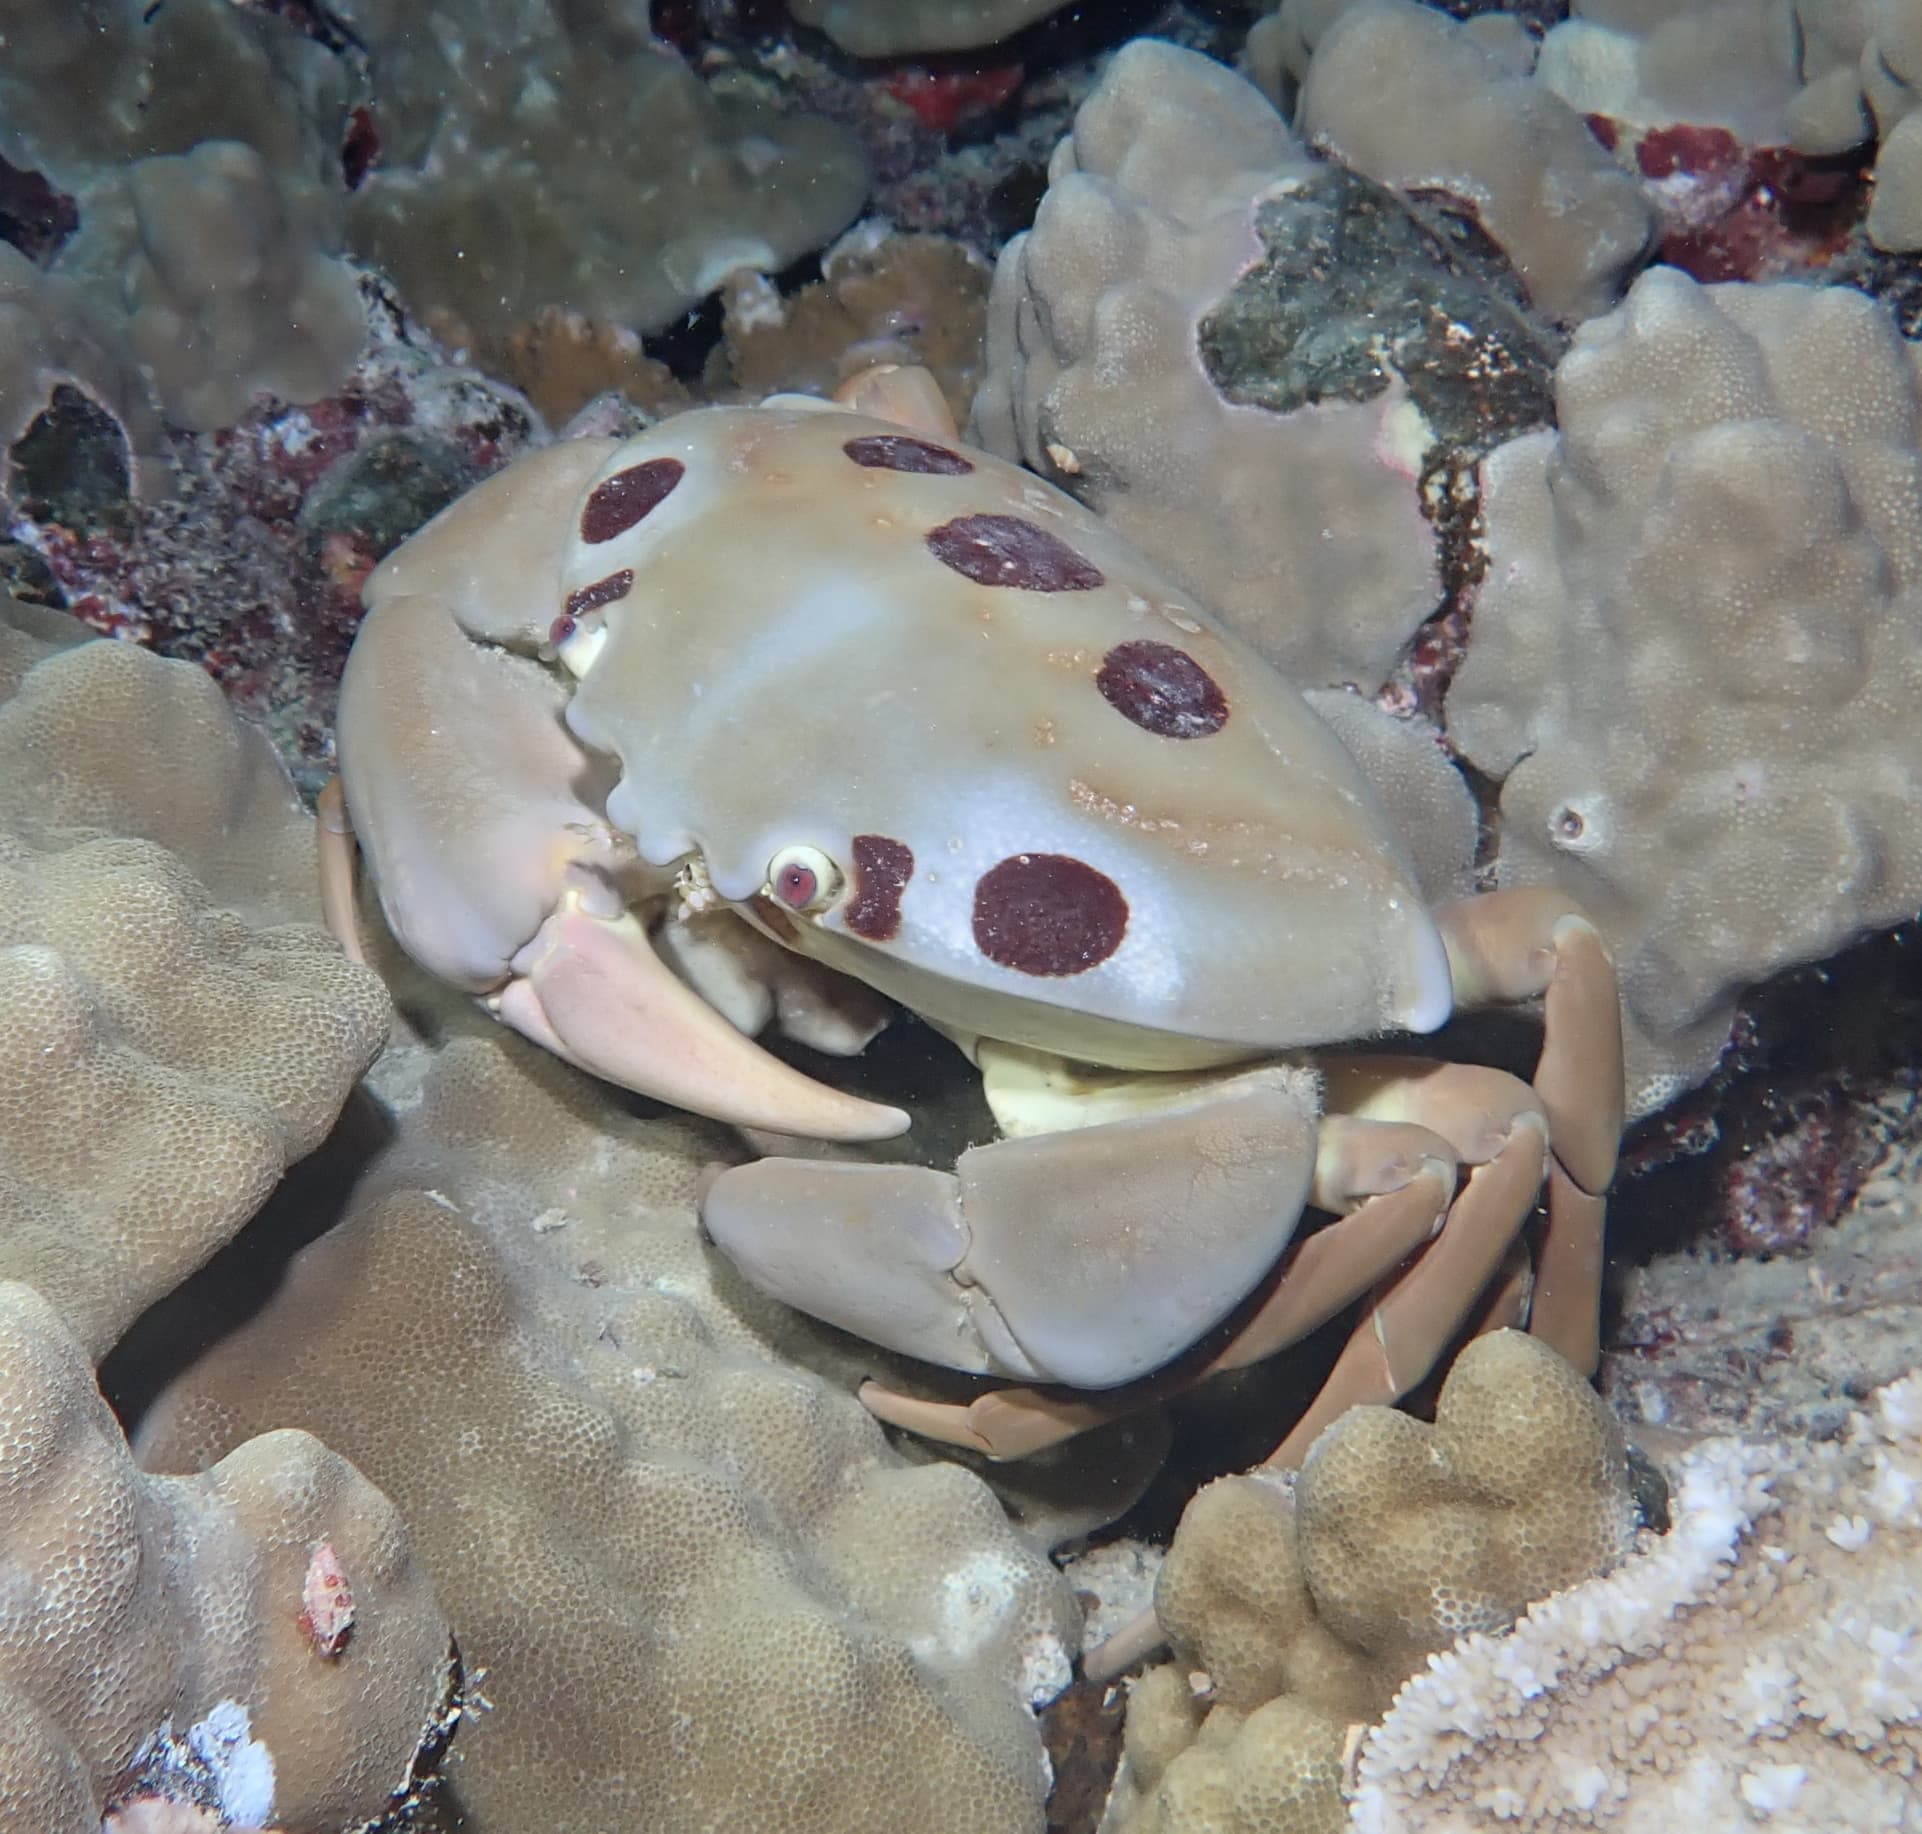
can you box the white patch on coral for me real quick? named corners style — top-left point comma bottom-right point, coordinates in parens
top-left (906, 1549), bottom-right (1074, 1710)
top-left (190, 1700), bottom-right (276, 1827)
top-left (1825, 1512), bottom-right (1872, 1551)
top-left (1057, 1538), bottom-right (1162, 1650)
top-left (1738, 1762), bottom-right (1807, 1813)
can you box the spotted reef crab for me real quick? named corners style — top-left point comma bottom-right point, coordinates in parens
top-left (323, 366), bottom-right (1623, 1471)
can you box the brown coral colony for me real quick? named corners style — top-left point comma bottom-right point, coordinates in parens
top-left (973, 852), bottom-right (1128, 975)
top-left (1096, 638), bottom-right (1229, 738)
top-left (580, 457), bottom-right (685, 543)
top-left (925, 513), bottom-right (1105, 591)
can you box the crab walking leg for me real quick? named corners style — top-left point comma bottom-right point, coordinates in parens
top-left (830, 363), bottom-right (961, 439)
top-left (856, 1115), bottom-right (1466, 1460)
top-left (336, 586), bottom-right (908, 1143)
top-left (1434, 889), bottom-right (1623, 1374)
top-left (1259, 1060), bottom-right (1554, 1467)
top-left (315, 776), bottom-right (367, 966)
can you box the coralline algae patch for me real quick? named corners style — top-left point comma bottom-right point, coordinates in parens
top-left (4, 295), bottom-right (539, 790)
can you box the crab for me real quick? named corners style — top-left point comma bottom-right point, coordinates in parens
top-left (322, 365), bottom-right (1623, 1475)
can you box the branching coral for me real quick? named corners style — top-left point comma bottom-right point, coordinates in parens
top-left (719, 226), bottom-right (992, 429)
top-left (1447, 266), bottom-right (1922, 1114)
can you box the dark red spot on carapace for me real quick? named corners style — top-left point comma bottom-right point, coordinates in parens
top-left (972, 853), bottom-right (1127, 976)
top-left (843, 433), bottom-right (975, 476)
top-left (581, 457), bottom-right (684, 544)
top-left (563, 568), bottom-right (632, 621)
top-left (845, 834), bottom-right (914, 940)
top-left (926, 514), bottom-right (1104, 592)
top-left (1097, 639), bottom-right (1229, 739)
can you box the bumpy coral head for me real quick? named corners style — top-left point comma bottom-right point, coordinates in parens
top-left (552, 402), bottom-right (1452, 1071)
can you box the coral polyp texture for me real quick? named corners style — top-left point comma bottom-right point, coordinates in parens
top-left (0, 1281), bottom-right (454, 1834)
top-left (1349, 1369), bottom-right (1922, 1830)
top-left (0, 595), bottom-right (1079, 1830)
top-left (1103, 1332), bottom-right (1637, 1834)
top-left (1447, 266), bottom-right (1922, 1115)
top-left (136, 1014), bottom-right (1080, 1833)
top-left (1537, 0), bottom-right (1922, 252)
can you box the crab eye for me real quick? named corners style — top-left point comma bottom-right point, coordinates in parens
top-left (766, 845), bottom-right (842, 913)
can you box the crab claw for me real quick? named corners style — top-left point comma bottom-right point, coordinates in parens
top-left (701, 1066), bottom-right (1317, 1388)
top-left (495, 881), bottom-right (908, 1143)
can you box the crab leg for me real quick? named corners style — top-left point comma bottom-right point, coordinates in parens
top-left (706, 1063), bottom-right (1323, 1403)
top-left (1259, 1060), bottom-right (1551, 1467)
top-left (316, 776), bottom-right (367, 966)
top-left (1434, 889), bottom-right (1622, 1374)
top-left (830, 363), bottom-right (960, 438)
top-left (491, 882), bottom-right (911, 1142)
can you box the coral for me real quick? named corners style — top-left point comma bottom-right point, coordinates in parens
top-left (1446, 266), bottom-right (1922, 1115)
top-left (59, 142), bottom-right (365, 433)
top-left (0, 601), bottom-right (388, 1353)
top-left (341, 5), bottom-right (870, 340)
top-left (1103, 1332), bottom-right (1635, 1834)
top-left (716, 225), bottom-right (992, 428)
top-left (448, 307), bottom-right (691, 431)
top-left (0, 0), bottom-right (872, 432)
top-left (1793, 0), bottom-right (1922, 251)
top-left (0, 245), bottom-right (166, 498)
top-left (973, 39), bottom-right (1454, 693)
top-left (0, 0), bottom-right (345, 195)
top-left (0, 595), bottom-right (1080, 1828)
top-left (136, 995), bottom-right (1081, 1831)
top-left (1350, 1367), bottom-right (1922, 1830)
top-left (790, 0), bottom-right (1069, 56)
top-left (1295, 0), bottom-right (1657, 323)
top-left (5, 294), bottom-right (544, 790)
top-left (0, 1280), bottom-right (454, 1834)
top-left (1535, 0), bottom-right (1808, 145)
top-left (1535, 0), bottom-right (1919, 252)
